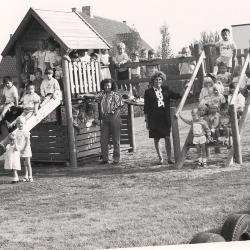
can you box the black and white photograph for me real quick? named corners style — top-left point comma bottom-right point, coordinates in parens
top-left (0, 0), bottom-right (250, 249)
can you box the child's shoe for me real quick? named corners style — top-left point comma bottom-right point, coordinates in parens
top-left (202, 158), bottom-right (207, 168)
top-left (197, 158), bottom-right (203, 168)
top-left (28, 177), bottom-right (33, 182)
top-left (11, 176), bottom-right (19, 184)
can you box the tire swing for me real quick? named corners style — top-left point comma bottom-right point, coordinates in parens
top-left (190, 232), bottom-right (225, 244)
top-left (221, 213), bottom-right (250, 241)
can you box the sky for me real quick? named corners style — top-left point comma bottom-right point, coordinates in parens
top-left (0, 0), bottom-right (250, 57)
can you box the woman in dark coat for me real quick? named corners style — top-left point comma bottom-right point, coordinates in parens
top-left (144, 71), bottom-right (182, 165)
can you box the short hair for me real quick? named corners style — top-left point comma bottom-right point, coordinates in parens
top-left (148, 49), bottom-right (155, 55)
top-left (203, 76), bottom-right (214, 85)
top-left (34, 68), bottom-right (42, 74)
top-left (100, 78), bottom-right (117, 91)
top-left (117, 42), bottom-right (126, 49)
top-left (45, 68), bottom-right (54, 75)
top-left (221, 28), bottom-right (230, 34)
top-left (229, 82), bottom-right (237, 89)
top-left (90, 52), bottom-right (98, 59)
top-left (218, 61), bottom-right (227, 68)
top-left (150, 71), bottom-right (166, 85)
top-left (3, 76), bottom-right (12, 84)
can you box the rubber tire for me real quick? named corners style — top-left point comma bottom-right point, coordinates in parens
top-left (221, 213), bottom-right (250, 241)
top-left (190, 232), bottom-right (225, 244)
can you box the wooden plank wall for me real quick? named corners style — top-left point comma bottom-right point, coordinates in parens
top-left (75, 114), bottom-right (131, 160)
top-left (68, 61), bottom-right (101, 95)
top-left (30, 124), bottom-right (69, 162)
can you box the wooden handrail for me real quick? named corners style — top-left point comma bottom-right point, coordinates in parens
top-left (175, 51), bottom-right (206, 117)
top-left (118, 56), bottom-right (195, 69)
top-left (230, 51), bottom-right (250, 105)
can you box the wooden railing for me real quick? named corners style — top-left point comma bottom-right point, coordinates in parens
top-left (228, 49), bottom-right (250, 165)
top-left (68, 61), bottom-right (101, 95)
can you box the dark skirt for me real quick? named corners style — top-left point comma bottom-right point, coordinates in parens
top-left (148, 107), bottom-right (171, 139)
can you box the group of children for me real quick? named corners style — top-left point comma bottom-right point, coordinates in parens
top-left (179, 28), bottom-right (250, 168)
top-left (1, 67), bottom-right (62, 184)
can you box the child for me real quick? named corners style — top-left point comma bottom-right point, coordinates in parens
top-left (130, 50), bottom-right (141, 98)
top-left (205, 85), bottom-right (226, 109)
top-left (207, 104), bottom-right (221, 141)
top-left (32, 40), bottom-right (47, 77)
top-left (12, 116), bottom-right (33, 182)
top-left (100, 49), bottom-right (111, 80)
top-left (113, 42), bottom-right (130, 90)
top-left (213, 28), bottom-right (237, 74)
top-left (179, 109), bottom-right (211, 167)
top-left (207, 73), bottom-right (224, 95)
top-left (40, 68), bottom-right (61, 103)
top-left (4, 133), bottom-right (21, 184)
top-left (178, 47), bottom-right (196, 75)
top-left (228, 82), bottom-right (245, 118)
top-left (199, 77), bottom-right (214, 104)
top-left (0, 76), bottom-right (19, 122)
top-left (216, 62), bottom-right (231, 99)
top-left (217, 103), bottom-right (231, 145)
top-left (145, 49), bottom-right (159, 78)
top-left (32, 68), bottom-right (43, 95)
top-left (79, 49), bottom-right (90, 63)
top-left (21, 83), bottom-right (41, 117)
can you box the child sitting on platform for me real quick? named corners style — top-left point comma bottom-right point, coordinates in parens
top-left (207, 104), bottom-right (221, 141)
top-left (228, 82), bottom-right (245, 118)
top-left (199, 77), bottom-right (214, 104)
top-left (0, 76), bottom-right (19, 123)
top-left (179, 108), bottom-right (211, 167)
top-left (32, 68), bottom-right (43, 95)
top-left (40, 68), bottom-right (61, 104)
top-left (217, 103), bottom-right (231, 145)
top-left (216, 62), bottom-right (231, 100)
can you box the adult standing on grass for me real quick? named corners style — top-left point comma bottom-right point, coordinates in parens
top-left (96, 79), bottom-right (124, 165)
top-left (144, 71), bottom-right (181, 165)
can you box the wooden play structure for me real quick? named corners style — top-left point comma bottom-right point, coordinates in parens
top-left (172, 45), bottom-right (250, 168)
top-left (0, 8), bottom-right (135, 167)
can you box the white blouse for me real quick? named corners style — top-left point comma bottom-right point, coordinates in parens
top-left (153, 87), bottom-right (165, 108)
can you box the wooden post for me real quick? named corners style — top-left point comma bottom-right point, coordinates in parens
top-left (229, 104), bottom-right (242, 164)
top-left (175, 129), bottom-right (192, 169)
top-left (203, 44), bottom-right (214, 73)
top-left (127, 103), bottom-right (136, 152)
top-left (170, 107), bottom-right (180, 163)
top-left (62, 54), bottom-right (78, 168)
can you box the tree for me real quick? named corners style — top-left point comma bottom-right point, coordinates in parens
top-left (159, 23), bottom-right (172, 59)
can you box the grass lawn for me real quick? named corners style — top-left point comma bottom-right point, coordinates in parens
top-left (1, 104), bottom-right (250, 250)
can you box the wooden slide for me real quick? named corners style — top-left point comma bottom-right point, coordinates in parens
top-left (0, 96), bottom-right (62, 155)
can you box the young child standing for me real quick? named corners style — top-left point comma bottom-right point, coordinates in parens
top-left (4, 133), bottom-right (21, 184)
top-left (12, 116), bottom-right (33, 182)
top-left (218, 103), bottom-right (231, 145)
top-left (207, 104), bottom-right (221, 141)
top-left (179, 109), bottom-right (211, 167)
top-left (100, 49), bottom-right (111, 80)
top-left (130, 51), bottom-right (141, 98)
top-left (213, 28), bottom-right (237, 74)
top-left (0, 76), bottom-right (19, 122)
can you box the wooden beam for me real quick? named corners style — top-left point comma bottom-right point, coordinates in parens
top-left (127, 103), bottom-right (136, 152)
top-left (230, 52), bottom-right (249, 105)
top-left (62, 54), bottom-right (78, 168)
top-left (229, 104), bottom-right (242, 164)
top-left (175, 51), bottom-right (206, 117)
top-left (226, 95), bottom-right (250, 166)
top-left (170, 107), bottom-right (181, 163)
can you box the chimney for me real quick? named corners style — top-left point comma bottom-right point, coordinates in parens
top-left (122, 21), bottom-right (127, 25)
top-left (71, 7), bottom-right (77, 12)
top-left (82, 6), bottom-right (93, 18)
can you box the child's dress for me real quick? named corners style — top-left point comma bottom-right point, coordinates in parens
top-left (4, 144), bottom-right (21, 170)
top-left (13, 129), bottom-right (32, 158)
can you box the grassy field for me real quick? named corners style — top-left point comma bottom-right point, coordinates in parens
top-left (0, 104), bottom-right (250, 250)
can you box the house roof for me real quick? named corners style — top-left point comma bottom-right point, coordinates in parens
top-left (78, 12), bottom-right (152, 50)
top-left (2, 8), bottom-right (110, 57)
top-left (0, 56), bottom-right (18, 77)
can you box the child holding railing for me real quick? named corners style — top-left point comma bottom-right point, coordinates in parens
top-left (179, 109), bottom-right (211, 167)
